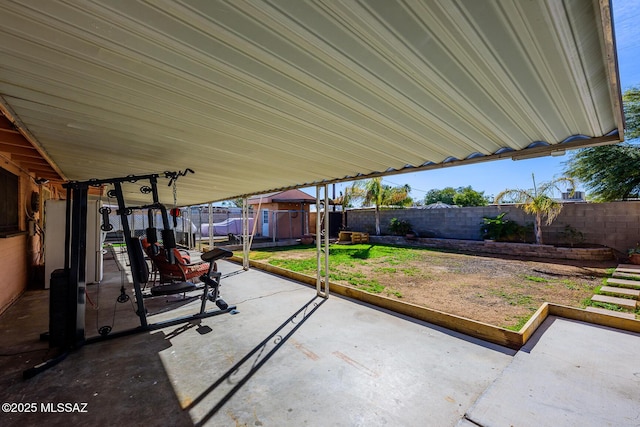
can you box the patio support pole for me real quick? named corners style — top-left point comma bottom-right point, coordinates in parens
top-left (324, 186), bottom-right (329, 296)
top-left (208, 203), bottom-right (213, 251)
top-left (242, 197), bottom-right (249, 270)
top-left (316, 184), bottom-right (329, 298)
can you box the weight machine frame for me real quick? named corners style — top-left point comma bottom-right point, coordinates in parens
top-left (25, 171), bottom-right (235, 378)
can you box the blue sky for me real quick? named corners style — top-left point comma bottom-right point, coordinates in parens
top-left (309, 0), bottom-right (640, 204)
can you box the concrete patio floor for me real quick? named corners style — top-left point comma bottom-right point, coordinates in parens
top-left (1, 248), bottom-right (639, 426)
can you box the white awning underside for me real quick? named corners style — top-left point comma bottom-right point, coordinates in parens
top-left (0, 0), bottom-right (623, 205)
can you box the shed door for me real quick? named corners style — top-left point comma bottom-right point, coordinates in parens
top-left (262, 209), bottom-right (269, 236)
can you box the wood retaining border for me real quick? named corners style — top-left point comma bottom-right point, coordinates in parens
top-left (229, 256), bottom-right (639, 350)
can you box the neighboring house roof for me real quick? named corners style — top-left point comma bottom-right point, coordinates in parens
top-left (423, 202), bottom-right (460, 209)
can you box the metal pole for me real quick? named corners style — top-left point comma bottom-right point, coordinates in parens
top-left (316, 185), bottom-right (329, 298)
top-left (208, 203), bottom-right (213, 250)
top-left (242, 197), bottom-right (249, 270)
top-left (324, 185), bottom-right (330, 296)
top-left (114, 182), bottom-right (148, 327)
top-left (69, 186), bottom-right (88, 346)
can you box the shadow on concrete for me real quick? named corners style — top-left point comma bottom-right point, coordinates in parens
top-left (342, 296), bottom-right (518, 357)
top-left (186, 295), bottom-right (326, 426)
top-left (0, 296), bottom-right (193, 426)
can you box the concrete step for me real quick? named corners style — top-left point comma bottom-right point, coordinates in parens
top-left (585, 306), bottom-right (637, 320)
top-left (612, 271), bottom-right (640, 280)
top-left (616, 264), bottom-right (640, 273)
top-left (591, 294), bottom-right (637, 310)
top-left (606, 278), bottom-right (640, 289)
top-left (599, 286), bottom-right (640, 299)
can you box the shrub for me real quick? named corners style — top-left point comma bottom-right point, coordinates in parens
top-left (389, 218), bottom-right (413, 235)
top-left (481, 213), bottom-right (533, 242)
top-left (561, 225), bottom-right (585, 247)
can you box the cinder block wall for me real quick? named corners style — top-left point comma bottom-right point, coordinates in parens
top-left (346, 202), bottom-right (640, 254)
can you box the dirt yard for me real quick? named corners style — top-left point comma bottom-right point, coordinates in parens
top-left (249, 245), bottom-right (616, 330)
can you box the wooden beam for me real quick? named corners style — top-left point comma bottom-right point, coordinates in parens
top-left (0, 107), bottom-right (67, 181)
top-left (31, 173), bottom-right (63, 182)
top-left (0, 130), bottom-right (31, 146)
top-left (548, 304), bottom-right (640, 333)
top-left (26, 165), bottom-right (59, 175)
top-left (0, 142), bottom-right (39, 157)
top-left (0, 115), bottom-right (14, 130)
top-left (12, 155), bottom-right (50, 166)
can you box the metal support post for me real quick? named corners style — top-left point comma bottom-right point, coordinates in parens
top-left (69, 186), bottom-right (88, 346)
top-left (316, 184), bottom-right (329, 298)
top-left (114, 182), bottom-right (148, 327)
top-left (242, 197), bottom-right (249, 270)
top-left (208, 203), bottom-right (213, 250)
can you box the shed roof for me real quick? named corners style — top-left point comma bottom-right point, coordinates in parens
top-left (248, 189), bottom-right (316, 205)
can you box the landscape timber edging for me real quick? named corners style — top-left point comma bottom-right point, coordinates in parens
top-left (227, 257), bottom-right (640, 350)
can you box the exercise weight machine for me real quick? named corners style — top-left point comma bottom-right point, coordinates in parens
top-left (25, 170), bottom-right (236, 378)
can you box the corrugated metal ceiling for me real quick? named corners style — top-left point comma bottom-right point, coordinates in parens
top-left (0, 0), bottom-right (623, 205)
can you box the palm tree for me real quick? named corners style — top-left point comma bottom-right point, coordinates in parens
top-left (333, 182), bottom-right (365, 230)
top-left (359, 177), bottom-right (412, 235)
top-left (494, 174), bottom-right (575, 245)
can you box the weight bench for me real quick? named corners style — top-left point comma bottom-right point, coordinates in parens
top-left (132, 237), bottom-right (232, 309)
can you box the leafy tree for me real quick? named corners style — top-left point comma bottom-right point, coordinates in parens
top-left (494, 174), bottom-right (575, 245)
top-left (424, 187), bottom-right (456, 205)
top-left (564, 143), bottom-right (640, 201)
top-left (623, 86), bottom-right (640, 139)
top-left (358, 178), bottom-right (411, 235)
top-left (424, 186), bottom-right (489, 206)
top-left (563, 87), bottom-right (640, 201)
top-left (453, 186), bottom-right (490, 207)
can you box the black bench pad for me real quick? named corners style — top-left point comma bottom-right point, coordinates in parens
top-left (150, 281), bottom-right (197, 296)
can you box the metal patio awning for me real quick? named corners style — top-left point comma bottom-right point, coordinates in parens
top-left (0, 0), bottom-right (623, 206)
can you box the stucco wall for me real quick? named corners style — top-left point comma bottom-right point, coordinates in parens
top-left (1, 162), bottom-right (31, 314)
top-left (346, 202), bottom-right (640, 255)
top-left (0, 234), bottom-right (28, 314)
top-left (0, 160), bottom-right (60, 315)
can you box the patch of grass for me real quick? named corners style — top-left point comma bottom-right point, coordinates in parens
top-left (329, 269), bottom-right (366, 283)
top-left (357, 281), bottom-right (385, 294)
top-left (491, 289), bottom-right (535, 307)
top-left (401, 267), bottom-right (421, 276)
top-left (581, 297), bottom-right (625, 312)
top-left (516, 295), bottom-right (534, 306)
top-left (373, 267), bottom-right (398, 274)
top-left (591, 302), bottom-right (624, 312)
top-left (269, 258), bottom-right (316, 273)
top-left (333, 244), bottom-right (421, 262)
top-left (560, 279), bottom-right (576, 290)
top-left (505, 315), bottom-right (532, 331)
top-left (386, 288), bottom-right (403, 298)
top-left (249, 251), bottom-right (273, 261)
top-left (524, 275), bottom-right (549, 283)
